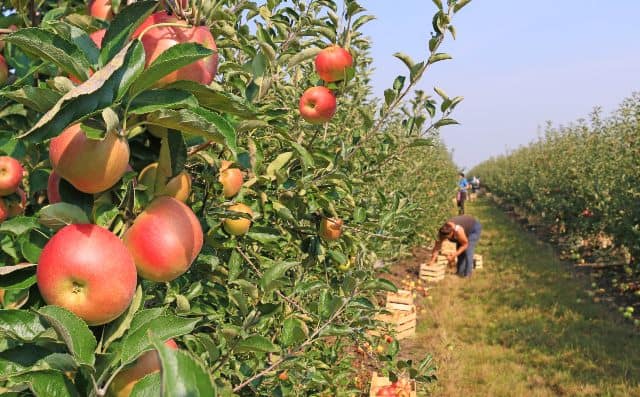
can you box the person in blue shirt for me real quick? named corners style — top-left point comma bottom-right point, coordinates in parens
top-left (457, 172), bottom-right (469, 214)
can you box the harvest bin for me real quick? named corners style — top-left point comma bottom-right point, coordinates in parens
top-left (385, 289), bottom-right (414, 311)
top-left (374, 305), bottom-right (417, 340)
top-left (369, 372), bottom-right (417, 397)
top-left (419, 262), bottom-right (446, 282)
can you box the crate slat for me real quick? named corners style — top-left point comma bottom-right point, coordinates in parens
top-left (386, 302), bottom-right (414, 311)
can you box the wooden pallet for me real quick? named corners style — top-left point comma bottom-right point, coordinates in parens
top-left (375, 305), bottom-right (417, 340)
top-left (369, 372), bottom-right (417, 397)
top-left (474, 254), bottom-right (483, 269)
top-left (386, 290), bottom-right (413, 311)
top-left (419, 263), bottom-right (446, 282)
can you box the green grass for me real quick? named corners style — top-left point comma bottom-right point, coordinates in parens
top-left (402, 198), bottom-right (640, 397)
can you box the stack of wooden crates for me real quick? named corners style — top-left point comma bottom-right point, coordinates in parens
top-left (474, 254), bottom-right (483, 269)
top-left (374, 290), bottom-right (416, 340)
top-left (419, 240), bottom-right (457, 282)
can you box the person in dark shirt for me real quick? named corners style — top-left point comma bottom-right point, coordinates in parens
top-left (428, 214), bottom-right (482, 277)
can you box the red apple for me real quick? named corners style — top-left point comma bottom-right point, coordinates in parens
top-left (314, 45), bottom-right (353, 82)
top-left (123, 196), bottom-right (203, 282)
top-left (0, 54), bottom-right (8, 86)
top-left (223, 203), bottom-right (253, 236)
top-left (0, 156), bottom-right (24, 196)
top-left (218, 160), bottom-right (243, 198)
top-left (6, 187), bottom-right (26, 217)
top-left (88, 0), bottom-right (113, 21)
top-left (49, 124), bottom-right (130, 194)
top-left (133, 11), bottom-right (218, 87)
top-left (108, 339), bottom-right (178, 397)
top-left (0, 198), bottom-right (8, 222)
top-left (37, 224), bottom-right (137, 325)
top-left (319, 217), bottom-right (342, 241)
top-left (299, 86), bottom-right (336, 124)
top-left (138, 162), bottom-right (191, 202)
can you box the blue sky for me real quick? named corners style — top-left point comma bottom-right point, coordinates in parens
top-left (360, 1), bottom-right (640, 170)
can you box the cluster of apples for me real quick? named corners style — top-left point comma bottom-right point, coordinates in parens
top-left (298, 45), bottom-right (353, 124)
top-left (36, 4), bottom-right (227, 331)
top-left (0, 156), bottom-right (26, 222)
top-left (376, 379), bottom-right (413, 397)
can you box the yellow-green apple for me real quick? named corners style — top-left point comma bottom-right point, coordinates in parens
top-left (6, 187), bottom-right (26, 217)
top-left (133, 11), bottom-right (218, 86)
top-left (0, 54), bottom-right (8, 86)
top-left (314, 45), bottom-right (353, 82)
top-left (0, 156), bottom-right (24, 196)
top-left (319, 217), bottom-right (342, 241)
top-left (88, 0), bottom-right (113, 20)
top-left (299, 86), bottom-right (336, 124)
top-left (49, 124), bottom-right (130, 194)
top-left (223, 203), bottom-right (253, 236)
top-left (36, 224), bottom-right (137, 325)
top-left (123, 196), bottom-right (203, 282)
top-left (218, 160), bottom-right (243, 198)
top-left (138, 162), bottom-right (191, 202)
top-left (107, 339), bottom-right (178, 397)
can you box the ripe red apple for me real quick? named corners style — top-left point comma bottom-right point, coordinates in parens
top-left (6, 187), bottom-right (26, 217)
top-left (88, 0), bottom-right (113, 20)
top-left (49, 124), bottom-right (130, 194)
top-left (223, 203), bottom-right (253, 236)
top-left (299, 86), bottom-right (337, 124)
top-left (0, 156), bottom-right (24, 196)
top-left (314, 45), bottom-right (353, 82)
top-left (133, 11), bottom-right (218, 86)
top-left (37, 224), bottom-right (137, 325)
top-left (319, 217), bottom-right (342, 241)
top-left (123, 196), bottom-right (203, 282)
top-left (0, 54), bottom-right (8, 86)
top-left (108, 339), bottom-right (178, 397)
top-left (138, 162), bottom-right (191, 202)
top-left (0, 198), bottom-right (8, 222)
top-left (218, 160), bottom-right (243, 198)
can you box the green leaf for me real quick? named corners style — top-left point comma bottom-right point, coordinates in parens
top-left (266, 152), bottom-right (293, 178)
top-left (259, 262), bottom-right (297, 293)
top-left (151, 334), bottom-right (215, 397)
top-left (280, 317), bottom-right (308, 347)
top-left (5, 28), bottom-right (92, 81)
top-left (433, 118), bottom-right (459, 128)
top-left (21, 41), bottom-right (145, 140)
top-left (0, 310), bottom-right (47, 342)
top-left (431, 0), bottom-right (443, 10)
top-left (409, 138), bottom-right (435, 147)
top-left (45, 20), bottom-right (101, 66)
top-left (100, 0), bottom-right (157, 65)
top-left (38, 203), bottom-right (91, 231)
top-left (393, 75), bottom-right (406, 93)
top-left (128, 89), bottom-right (198, 114)
top-left (2, 87), bottom-right (62, 113)
top-left (145, 108), bottom-right (237, 155)
top-left (120, 315), bottom-right (199, 364)
top-left (352, 14), bottom-right (376, 30)
top-left (0, 262), bottom-right (36, 290)
top-left (319, 324), bottom-right (353, 337)
top-left (362, 278), bottom-right (398, 292)
top-left (384, 89), bottom-right (396, 107)
top-left (286, 47), bottom-right (321, 67)
top-left (433, 86), bottom-right (449, 101)
top-left (102, 285), bottom-right (144, 350)
top-left (130, 43), bottom-right (214, 95)
top-left (38, 306), bottom-right (97, 367)
top-left (234, 335), bottom-right (280, 353)
top-left (393, 52), bottom-right (415, 70)
top-left (10, 370), bottom-right (78, 397)
top-left (130, 372), bottom-right (161, 397)
top-left (291, 142), bottom-right (314, 169)
top-left (0, 216), bottom-right (39, 236)
top-left (454, 0), bottom-right (472, 13)
top-left (428, 52), bottom-right (452, 64)
top-left (165, 81), bottom-right (257, 117)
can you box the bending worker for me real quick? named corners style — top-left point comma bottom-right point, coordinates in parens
top-left (428, 214), bottom-right (482, 278)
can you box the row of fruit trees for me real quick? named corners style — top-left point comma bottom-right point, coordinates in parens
top-left (0, 0), bottom-right (470, 395)
top-left (472, 93), bottom-right (640, 327)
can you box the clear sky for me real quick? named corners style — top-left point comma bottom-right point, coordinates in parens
top-left (360, 1), bottom-right (640, 170)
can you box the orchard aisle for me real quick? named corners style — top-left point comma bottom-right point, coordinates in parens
top-left (401, 199), bottom-right (640, 397)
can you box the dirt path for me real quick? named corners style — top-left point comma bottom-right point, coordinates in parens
top-left (395, 199), bottom-right (640, 396)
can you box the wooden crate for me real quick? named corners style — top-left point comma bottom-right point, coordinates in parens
top-left (441, 240), bottom-right (456, 255)
top-left (375, 305), bottom-right (417, 340)
top-left (419, 263), bottom-right (446, 282)
top-left (474, 254), bottom-right (483, 269)
top-left (369, 372), bottom-right (417, 397)
top-left (386, 290), bottom-right (413, 311)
